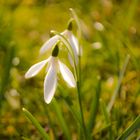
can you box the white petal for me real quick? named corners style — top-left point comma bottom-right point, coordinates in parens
top-left (67, 33), bottom-right (79, 64)
top-left (69, 33), bottom-right (79, 55)
top-left (68, 53), bottom-right (74, 67)
top-left (44, 65), bottom-right (57, 104)
top-left (59, 61), bottom-right (76, 87)
top-left (25, 58), bottom-right (49, 78)
top-left (40, 35), bottom-right (59, 54)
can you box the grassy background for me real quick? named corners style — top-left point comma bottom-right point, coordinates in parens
top-left (0, 0), bottom-right (140, 139)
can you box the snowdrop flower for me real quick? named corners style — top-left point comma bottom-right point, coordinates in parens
top-left (25, 45), bottom-right (76, 104)
top-left (40, 21), bottom-right (79, 63)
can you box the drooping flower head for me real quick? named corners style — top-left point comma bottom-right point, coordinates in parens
top-left (39, 21), bottom-right (79, 64)
top-left (25, 45), bottom-right (76, 104)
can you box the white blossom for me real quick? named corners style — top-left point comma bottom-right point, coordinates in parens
top-left (25, 56), bottom-right (76, 104)
top-left (40, 29), bottom-right (79, 64)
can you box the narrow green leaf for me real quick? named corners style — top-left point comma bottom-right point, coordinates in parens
top-left (0, 46), bottom-right (15, 102)
top-left (107, 54), bottom-right (130, 112)
top-left (101, 100), bottom-right (114, 140)
top-left (87, 78), bottom-right (101, 134)
top-left (117, 115), bottom-right (140, 140)
top-left (58, 84), bottom-right (82, 127)
top-left (43, 106), bottom-right (58, 140)
top-left (22, 108), bottom-right (50, 140)
top-left (101, 100), bottom-right (110, 124)
top-left (51, 99), bottom-right (71, 140)
top-left (77, 81), bottom-right (87, 140)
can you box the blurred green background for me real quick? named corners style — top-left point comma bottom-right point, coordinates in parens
top-left (0, 0), bottom-right (140, 139)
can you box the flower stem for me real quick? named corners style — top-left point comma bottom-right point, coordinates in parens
top-left (77, 55), bottom-right (87, 140)
top-left (77, 81), bottom-right (87, 139)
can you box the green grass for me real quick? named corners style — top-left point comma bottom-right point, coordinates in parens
top-left (0, 0), bottom-right (140, 139)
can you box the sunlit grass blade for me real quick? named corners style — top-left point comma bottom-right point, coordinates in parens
top-left (51, 99), bottom-right (71, 140)
top-left (87, 78), bottom-right (101, 137)
top-left (22, 108), bottom-right (50, 140)
top-left (0, 46), bottom-right (15, 104)
top-left (107, 54), bottom-right (130, 112)
top-left (117, 115), bottom-right (140, 140)
top-left (100, 100), bottom-right (113, 140)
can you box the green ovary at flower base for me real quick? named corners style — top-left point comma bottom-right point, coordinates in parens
top-left (25, 45), bottom-right (76, 104)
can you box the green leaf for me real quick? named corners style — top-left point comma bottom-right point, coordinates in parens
top-left (0, 46), bottom-right (15, 102)
top-left (22, 108), bottom-right (50, 140)
top-left (117, 115), bottom-right (140, 140)
top-left (51, 99), bottom-right (71, 140)
top-left (58, 84), bottom-right (82, 127)
top-left (87, 78), bottom-right (101, 135)
top-left (107, 54), bottom-right (130, 112)
top-left (101, 100), bottom-right (114, 140)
